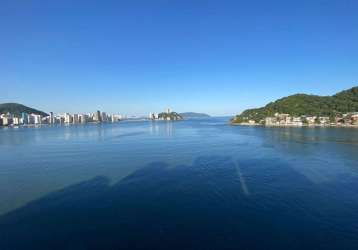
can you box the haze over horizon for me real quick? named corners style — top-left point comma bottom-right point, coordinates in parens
top-left (1, 0), bottom-right (357, 116)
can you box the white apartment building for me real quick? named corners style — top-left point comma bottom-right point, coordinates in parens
top-left (73, 114), bottom-right (79, 123)
top-left (79, 114), bottom-right (87, 123)
top-left (64, 113), bottom-right (72, 123)
top-left (28, 114), bottom-right (41, 124)
top-left (13, 117), bottom-right (20, 125)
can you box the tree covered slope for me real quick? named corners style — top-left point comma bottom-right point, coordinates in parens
top-left (232, 87), bottom-right (358, 123)
top-left (0, 103), bottom-right (48, 117)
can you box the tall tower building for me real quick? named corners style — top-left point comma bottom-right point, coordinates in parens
top-left (64, 113), bottom-right (72, 123)
top-left (49, 112), bottom-right (54, 124)
top-left (73, 114), bottom-right (79, 123)
top-left (95, 110), bottom-right (102, 122)
top-left (21, 112), bottom-right (28, 124)
top-left (101, 112), bottom-right (107, 122)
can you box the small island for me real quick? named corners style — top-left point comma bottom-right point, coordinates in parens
top-left (149, 108), bottom-right (183, 121)
top-left (231, 87), bottom-right (358, 127)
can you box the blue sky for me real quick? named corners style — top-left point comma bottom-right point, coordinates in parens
top-left (1, 0), bottom-right (357, 116)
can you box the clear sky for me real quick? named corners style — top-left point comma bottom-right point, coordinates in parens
top-left (1, 0), bottom-right (357, 116)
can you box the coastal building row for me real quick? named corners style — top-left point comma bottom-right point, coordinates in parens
top-left (0, 110), bottom-right (123, 127)
top-left (246, 112), bottom-right (358, 126)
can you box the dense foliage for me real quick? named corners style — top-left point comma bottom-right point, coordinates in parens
top-left (0, 103), bottom-right (48, 117)
top-left (232, 87), bottom-right (358, 123)
top-left (158, 112), bottom-right (183, 120)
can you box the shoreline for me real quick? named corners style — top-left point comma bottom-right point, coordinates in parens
top-left (0, 121), bottom-right (118, 129)
top-left (0, 119), bottom-right (185, 129)
top-left (230, 122), bottom-right (358, 128)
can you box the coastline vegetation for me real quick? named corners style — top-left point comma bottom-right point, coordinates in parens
top-left (0, 103), bottom-right (48, 117)
top-left (158, 112), bottom-right (183, 120)
top-left (232, 87), bottom-right (358, 124)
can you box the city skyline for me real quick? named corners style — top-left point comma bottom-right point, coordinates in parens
top-left (0, 108), bottom-right (123, 126)
top-left (0, 106), bottom-right (194, 126)
top-left (0, 105), bottom-right (185, 118)
top-left (1, 1), bottom-right (358, 116)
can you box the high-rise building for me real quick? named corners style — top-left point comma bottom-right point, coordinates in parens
top-left (64, 113), bottom-right (72, 123)
top-left (58, 116), bottom-right (65, 124)
top-left (73, 114), bottom-right (79, 123)
top-left (79, 114), bottom-right (87, 123)
top-left (94, 110), bottom-right (102, 122)
top-left (30, 114), bottom-right (42, 124)
top-left (2, 117), bottom-right (10, 126)
top-left (101, 112), bottom-right (107, 122)
top-left (13, 117), bottom-right (20, 125)
top-left (49, 112), bottom-right (54, 124)
top-left (28, 114), bottom-right (35, 124)
top-left (21, 112), bottom-right (28, 124)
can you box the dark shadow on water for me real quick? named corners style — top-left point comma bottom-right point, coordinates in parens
top-left (1, 156), bottom-right (357, 250)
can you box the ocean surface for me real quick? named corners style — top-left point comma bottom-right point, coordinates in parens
top-left (0, 117), bottom-right (358, 249)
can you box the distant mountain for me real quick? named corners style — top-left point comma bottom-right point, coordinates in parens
top-left (0, 103), bottom-right (48, 117)
top-left (232, 86), bottom-right (358, 123)
top-left (179, 112), bottom-right (210, 119)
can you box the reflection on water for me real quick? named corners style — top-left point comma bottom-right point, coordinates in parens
top-left (263, 126), bottom-right (358, 145)
top-left (235, 162), bottom-right (250, 196)
top-left (149, 120), bottom-right (174, 137)
top-left (0, 118), bottom-right (358, 249)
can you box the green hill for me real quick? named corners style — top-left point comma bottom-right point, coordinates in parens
top-left (232, 87), bottom-right (358, 123)
top-left (0, 103), bottom-right (48, 117)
